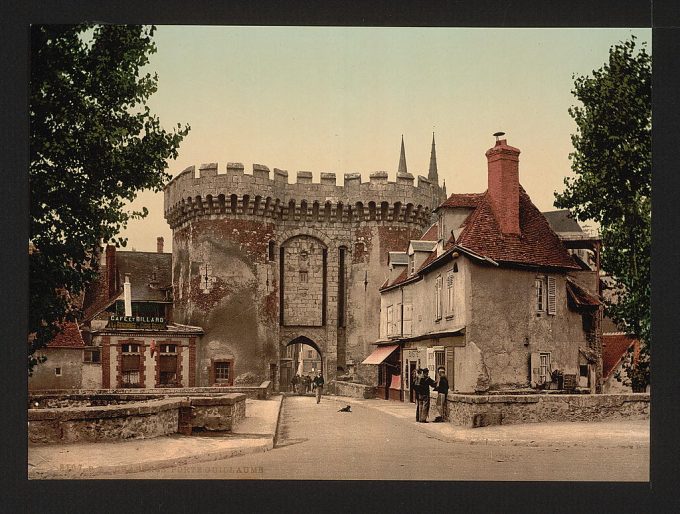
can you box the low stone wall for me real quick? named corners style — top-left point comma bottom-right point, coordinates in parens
top-left (28, 393), bottom-right (248, 444)
top-left (447, 393), bottom-right (650, 428)
top-left (190, 394), bottom-right (247, 431)
top-left (28, 398), bottom-right (184, 444)
top-left (30, 381), bottom-right (272, 400)
top-left (333, 381), bottom-right (378, 399)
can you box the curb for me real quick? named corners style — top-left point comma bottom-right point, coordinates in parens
top-left (29, 395), bottom-right (286, 479)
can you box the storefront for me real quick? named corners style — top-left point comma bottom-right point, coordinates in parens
top-left (361, 344), bottom-right (402, 401)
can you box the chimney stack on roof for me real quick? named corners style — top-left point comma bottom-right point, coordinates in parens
top-left (123, 273), bottom-right (132, 317)
top-left (157, 236), bottom-right (164, 253)
top-left (485, 134), bottom-right (521, 236)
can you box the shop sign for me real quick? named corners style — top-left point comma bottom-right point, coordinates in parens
top-left (107, 315), bottom-right (166, 330)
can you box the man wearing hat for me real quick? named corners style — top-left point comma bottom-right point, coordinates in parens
top-left (434, 366), bottom-right (449, 422)
top-left (417, 368), bottom-right (436, 422)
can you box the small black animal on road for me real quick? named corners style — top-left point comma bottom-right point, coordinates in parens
top-left (338, 405), bottom-right (351, 412)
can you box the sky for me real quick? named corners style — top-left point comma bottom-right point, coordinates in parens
top-left (119, 26), bottom-right (651, 252)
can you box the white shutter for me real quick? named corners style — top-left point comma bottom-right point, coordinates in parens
top-left (396, 303), bottom-right (402, 336)
top-left (530, 352), bottom-right (540, 388)
top-left (403, 304), bottom-right (412, 336)
top-left (386, 306), bottom-right (393, 336)
top-left (547, 276), bottom-right (557, 315)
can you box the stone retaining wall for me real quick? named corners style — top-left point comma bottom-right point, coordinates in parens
top-left (28, 393), bottom-right (248, 444)
top-left (446, 393), bottom-right (650, 428)
top-left (333, 381), bottom-right (378, 399)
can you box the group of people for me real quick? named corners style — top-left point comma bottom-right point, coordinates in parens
top-left (412, 366), bottom-right (448, 423)
top-left (290, 371), bottom-right (325, 403)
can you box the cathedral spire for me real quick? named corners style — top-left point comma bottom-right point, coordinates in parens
top-left (398, 135), bottom-right (408, 174)
top-left (428, 132), bottom-right (438, 183)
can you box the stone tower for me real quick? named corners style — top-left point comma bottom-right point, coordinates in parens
top-left (164, 145), bottom-right (446, 390)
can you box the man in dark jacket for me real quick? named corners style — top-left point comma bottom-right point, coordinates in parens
top-left (434, 366), bottom-right (449, 422)
top-left (417, 368), bottom-right (436, 422)
top-left (312, 371), bottom-right (324, 404)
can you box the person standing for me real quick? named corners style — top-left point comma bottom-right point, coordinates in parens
top-left (417, 368), bottom-right (436, 423)
top-left (434, 366), bottom-right (449, 422)
top-left (303, 374), bottom-right (311, 394)
top-left (312, 370), bottom-right (324, 404)
top-left (413, 368), bottom-right (423, 421)
top-left (291, 374), bottom-right (300, 394)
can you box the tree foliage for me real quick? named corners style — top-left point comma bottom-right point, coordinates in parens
top-left (555, 36), bottom-right (650, 389)
top-left (29, 25), bottom-right (189, 371)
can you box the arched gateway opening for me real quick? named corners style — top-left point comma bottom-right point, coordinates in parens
top-left (279, 336), bottom-right (323, 393)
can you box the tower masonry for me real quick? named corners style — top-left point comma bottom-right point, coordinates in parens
top-left (164, 160), bottom-right (445, 389)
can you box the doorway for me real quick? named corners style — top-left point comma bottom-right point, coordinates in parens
top-left (280, 336), bottom-right (323, 393)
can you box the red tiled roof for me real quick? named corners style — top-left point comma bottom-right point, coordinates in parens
top-left (384, 267), bottom-right (409, 289)
top-left (566, 278), bottom-right (601, 308)
top-left (421, 223), bottom-right (439, 241)
top-left (602, 333), bottom-right (639, 379)
top-left (439, 193), bottom-right (484, 209)
top-left (48, 322), bottom-right (85, 348)
top-left (454, 188), bottom-right (579, 269)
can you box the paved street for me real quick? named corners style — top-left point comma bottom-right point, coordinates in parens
top-left (110, 395), bottom-right (649, 481)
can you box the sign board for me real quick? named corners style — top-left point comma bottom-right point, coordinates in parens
top-left (107, 315), bottom-right (166, 331)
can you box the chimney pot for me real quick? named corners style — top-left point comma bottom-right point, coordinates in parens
top-left (157, 237), bottom-right (164, 253)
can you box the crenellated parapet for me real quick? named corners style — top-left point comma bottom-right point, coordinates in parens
top-left (164, 162), bottom-right (445, 229)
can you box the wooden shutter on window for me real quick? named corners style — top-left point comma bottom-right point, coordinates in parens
top-left (396, 303), bottom-right (402, 336)
top-left (403, 304), bottom-right (412, 335)
top-left (160, 355), bottom-right (177, 372)
top-left (547, 276), bottom-right (557, 315)
top-left (122, 354), bottom-right (140, 371)
top-left (530, 352), bottom-right (540, 388)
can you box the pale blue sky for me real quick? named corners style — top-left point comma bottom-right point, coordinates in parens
top-left (121, 26), bottom-right (650, 252)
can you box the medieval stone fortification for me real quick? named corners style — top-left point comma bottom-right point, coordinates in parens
top-left (164, 145), bottom-right (446, 389)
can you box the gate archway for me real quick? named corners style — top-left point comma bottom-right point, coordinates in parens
top-left (280, 336), bottom-right (323, 392)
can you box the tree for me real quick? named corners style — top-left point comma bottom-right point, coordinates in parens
top-left (29, 25), bottom-right (189, 372)
top-left (554, 36), bottom-right (650, 391)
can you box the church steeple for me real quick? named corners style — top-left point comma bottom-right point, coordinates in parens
top-left (428, 132), bottom-right (438, 183)
top-left (398, 135), bottom-right (408, 174)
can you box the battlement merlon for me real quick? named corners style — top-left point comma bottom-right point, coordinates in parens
top-left (164, 162), bottom-right (444, 224)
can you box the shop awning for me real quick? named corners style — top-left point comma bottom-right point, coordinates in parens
top-left (362, 344), bottom-right (399, 365)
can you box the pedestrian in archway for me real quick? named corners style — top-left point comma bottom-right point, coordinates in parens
top-left (291, 374), bottom-right (300, 394)
top-left (302, 374), bottom-right (311, 394)
top-left (313, 370), bottom-right (324, 403)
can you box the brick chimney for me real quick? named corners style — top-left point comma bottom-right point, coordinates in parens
top-left (485, 137), bottom-right (521, 236)
top-left (105, 245), bottom-right (117, 298)
top-left (157, 237), bottom-right (164, 253)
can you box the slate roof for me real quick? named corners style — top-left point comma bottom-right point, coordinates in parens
top-left (410, 240), bottom-right (437, 252)
top-left (48, 322), bottom-right (85, 348)
top-left (388, 252), bottom-right (409, 266)
top-left (115, 251), bottom-right (172, 302)
top-left (602, 333), bottom-right (639, 379)
top-left (542, 209), bottom-right (583, 233)
top-left (454, 188), bottom-right (579, 270)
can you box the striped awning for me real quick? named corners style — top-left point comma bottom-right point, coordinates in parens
top-left (362, 344), bottom-right (399, 365)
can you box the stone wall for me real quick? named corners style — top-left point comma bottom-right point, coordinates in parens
top-left (333, 381), bottom-right (378, 399)
top-left (28, 398), bottom-right (183, 444)
top-left (28, 393), bottom-right (248, 443)
top-left (446, 393), bottom-right (650, 428)
top-left (28, 348), bottom-right (83, 391)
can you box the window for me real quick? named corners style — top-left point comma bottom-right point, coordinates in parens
top-left (83, 349), bottom-right (101, 363)
top-left (402, 304), bottom-right (413, 336)
top-left (539, 352), bottom-right (551, 384)
top-left (121, 344), bottom-right (141, 386)
top-left (268, 240), bottom-right (275, 261)
top-left (435, 349), bottom-right (445, 371)
top-left (579, 365), bottom-right (589, 378)
top-left (159, 344), bottom-right (178, 386)
top-left (299, 270), bottom-right (308, 283)
top-left (55, 367), bottom-right (62, 376)
top-left (535, 278), bottom-right (545, 312)
top-left (307, 350), bottom-right (314, 359)
top-left (446, 270), bottom-right (455, 317)
top-left (434, 275), bottom-right (443, 321)
top-left (215, 362), bottom-right (231, 382)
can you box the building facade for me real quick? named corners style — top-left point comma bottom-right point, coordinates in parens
top-left (373, 138), bottom-right (603, 401)
top-left (163, 139), bottom-right (446, 389)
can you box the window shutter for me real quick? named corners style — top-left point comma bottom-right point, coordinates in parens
top-left (530, 352), bottom-right (540, 388)
top-left (547, 276), bottom-right (557, 315)
top-left (403, 304), bottom-right (412, 336)
top-left (396, 303), bottom-right (402, 336)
